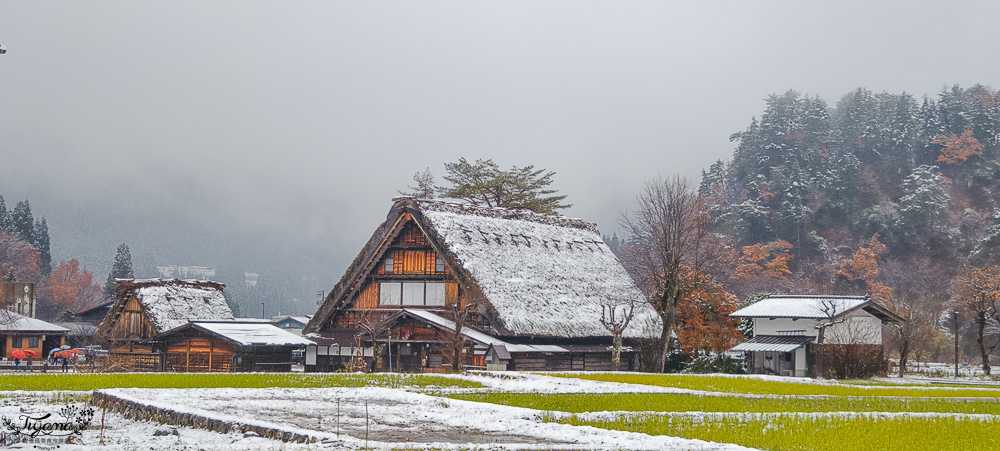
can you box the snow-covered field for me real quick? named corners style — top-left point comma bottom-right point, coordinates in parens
top-left (5, 371), bottom-right (1000, 450)
top-left (1, 373), bottom-right (752, 450)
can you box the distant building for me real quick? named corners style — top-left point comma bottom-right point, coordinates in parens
top-left (244, 272), bottom-right (259, 287)
top-left (156, 265), bottom-right (217, 280)
top-left (1, 282), bottom-right (36, 318)
top-left (729, 295), bottom-right (902, 378)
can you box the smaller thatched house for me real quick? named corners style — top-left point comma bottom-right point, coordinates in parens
top-left (95, 279), bottom-right (234, 371)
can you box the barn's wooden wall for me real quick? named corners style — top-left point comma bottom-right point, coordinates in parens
top-left (165, 337), bottom-right (234, 372)
top-left (109, 297), bottom-right (155, 340)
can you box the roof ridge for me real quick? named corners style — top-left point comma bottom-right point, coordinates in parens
top-left (411, 198), bottom-right (597, 232)
top-left (767, 295), bottom-right (867, 299)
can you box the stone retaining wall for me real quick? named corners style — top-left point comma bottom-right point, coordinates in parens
top-left (90, 391), bottom-right (318, 444)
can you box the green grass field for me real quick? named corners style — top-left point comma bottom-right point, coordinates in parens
top-left (0, 372), bottom-right (481, 391)
top-left (561, 413), bottom-right (1000, 451)
top-left (553, 373), bottom-right (1000, 398)
top-left (452, 392), bottom-right (1000, 415)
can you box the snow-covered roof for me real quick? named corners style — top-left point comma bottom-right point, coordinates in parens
top-left (0, 312), bottom-right (70, 333)
top-left (417, 200), bottom-right (661, 339)
top-left (99, 279), bottom-right (234, 336)
top-left (402, 309), bottom-right (570, 353)
top-left (185, 322), bottom-right (315, 346)
top-left (729, 334), bottom-right (814, 352)
top-left (730, 295), bottom-right (871, 319)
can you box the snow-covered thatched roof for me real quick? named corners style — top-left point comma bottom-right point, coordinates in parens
top-left (730, 295), bottom-right (902, 322)
top-left (307, 198), bottom-right (660, 339)
top-left (418, 200), bottom-right (660, 338)
top-left (97, 279), bottom-right (234, 338)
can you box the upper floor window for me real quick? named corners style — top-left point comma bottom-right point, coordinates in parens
top-left (435, 257), bottom-right (445, 273)
top-left (384, 258), bottom-right (394, 273)
top-left (379, 282), bottom-right (447, 307)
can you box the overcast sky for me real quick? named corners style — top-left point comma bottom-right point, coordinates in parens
top-left (2, 2), bottom-right (999, 307)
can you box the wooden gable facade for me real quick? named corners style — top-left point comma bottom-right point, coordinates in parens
top-left (307, 213), bottom-right (488, 372)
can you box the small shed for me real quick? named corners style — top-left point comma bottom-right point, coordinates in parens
top-left (149, 322), bottom-right (315, 372)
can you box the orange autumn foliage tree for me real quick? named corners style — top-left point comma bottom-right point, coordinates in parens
top-left (736, 239), bottom-right (794, 279)
top-left (835, 235), bottom-right (892, 301)
top-left (676, 270), bottom-right (741, 354)
top-left (39, 259), bottom-right (104, 313)
top-left (933, 130), bottom-right (983, 165)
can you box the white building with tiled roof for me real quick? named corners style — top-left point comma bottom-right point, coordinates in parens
top-left (729, 295), bottom-right (902, 377)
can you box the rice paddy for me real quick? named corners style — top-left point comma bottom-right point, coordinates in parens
top-left (452, 391), bottom-right (1000, 415)
top-left (552, 373), bottom-right (1000, 398)
top-left (560, 413), bottom-right (1000, 451)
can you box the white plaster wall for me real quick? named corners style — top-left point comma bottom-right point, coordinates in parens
top-left (825, 310), bottom-right (882, 344)
top-left (753, 318), bottom-right (818, 337)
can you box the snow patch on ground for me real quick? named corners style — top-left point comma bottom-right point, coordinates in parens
top-left (95, 386), bottom-right (753, 450)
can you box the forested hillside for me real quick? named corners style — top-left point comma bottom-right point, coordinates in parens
top-left (697, 85), bottom-right (1000, 369)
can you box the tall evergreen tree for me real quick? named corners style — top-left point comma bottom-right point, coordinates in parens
top-left (899, 165), bottom-right (950, 233)
top-left (10, 200), bottom-right (34, 245)
top-left (0, 195), bottom-right (10, 234)
top-left (104, 243), bottom-right (135, 297)
top-left (33, 218), bottom-right (51, 278)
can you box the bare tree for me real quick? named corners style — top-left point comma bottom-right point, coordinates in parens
top-left (599, 298), bottom-right (635, 371)
top-left (811, 299), bottom-right (847, 378)
top-left (356, 310), bottom-right (395, 372)
top-left (957, 265), bottom-right (1000, 376)
top-left (879, 259), bottom-right (945, 377)
top-left (823, 309), bottom-right (885, 379)
top-left (621, 175), bottom-right (714, 372)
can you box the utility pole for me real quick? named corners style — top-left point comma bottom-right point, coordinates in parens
top-left (261, 302), bottom-right (265, 319)
top-left (954, 310), bottom-right (959, 379)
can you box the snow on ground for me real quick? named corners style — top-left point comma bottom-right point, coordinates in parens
top-left (95, 386), bottom-right (752, 450)
top-left (10, 371), bottom-right (1000, 450)
top-left (0, 393), bottom-right (294, 450)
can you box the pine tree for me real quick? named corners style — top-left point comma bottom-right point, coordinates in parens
top-left (11, 200), bottom-right (34, 245)
top-left (0, 195), bottom-right (10, 234)
top-left (398, 167), bottom-right (437, 198)
top-left (438, 158), bottom-right (571, 213)
top-left (104, 243), bottom-right (135, 297)
top-left (899, 165), bottom-right (950, 233)
top-left (33, 218), bottom-right (51, 278)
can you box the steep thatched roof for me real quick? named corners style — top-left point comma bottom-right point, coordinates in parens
top-left (96, 278), bottom-right (233, 339)
top-left (306, 198), bottom-right (660, 339)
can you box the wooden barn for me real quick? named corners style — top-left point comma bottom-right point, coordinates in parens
top-left (304, 197), bottom-right (660, 372)
top-left (95, 279), bottom-right (234, 371)
top-left (147, 321), bottom-right (315, 372)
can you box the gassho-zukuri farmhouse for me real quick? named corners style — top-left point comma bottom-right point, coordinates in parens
top-left (303, 197), bottom-right (661, 372)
